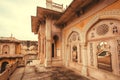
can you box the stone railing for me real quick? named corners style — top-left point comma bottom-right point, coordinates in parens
top-left (52, 2), bottom-right (63, 9)
top-left (0, 62), bottom-right (18, 80)
top-left (46, 0), bottom-right (63, 9)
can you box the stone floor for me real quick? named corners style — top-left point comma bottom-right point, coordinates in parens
top-left (10, 65), bottom-right (90, 80)
top-left (10, 67), bottom-right (24, 80)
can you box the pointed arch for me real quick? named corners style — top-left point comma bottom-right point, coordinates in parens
top-left (67, 31), bottom-right (80, 42)
top-left (65, 27), bottom-right (82, 43)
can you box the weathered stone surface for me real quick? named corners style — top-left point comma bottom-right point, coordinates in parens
top-left (10, 65), bottom-right (90, 80)
top-left (10, 67), bottom-right (24, 80)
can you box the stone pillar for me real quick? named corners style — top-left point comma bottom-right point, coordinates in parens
top-left (78, 44), bottom-right (80, 63)
top-left (62, 32), bottom-right (65, 65)
top-left (81, 43), bottom-right (88, 76)
top-left (40, 37), bottom-right (44, 64)
top-left (41, 37), bottom-right (43, 54)
top-left (38, 34), bottom-right (40, 59)
top-left (66, 44), bottom-right (69, 67)
top-left (45, 18), bottom-right (52, 67)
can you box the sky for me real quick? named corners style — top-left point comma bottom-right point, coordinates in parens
top-left (0, 0), bottom-right (72, 41)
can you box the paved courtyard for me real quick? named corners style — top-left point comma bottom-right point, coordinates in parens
top-left (10, 65), bottom-right (90, 80)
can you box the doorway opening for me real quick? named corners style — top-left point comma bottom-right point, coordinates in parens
top-left (0, 62), bottom-right (9, 73)
top-left (52, 35), bottom-right (59, 58)
top-left (52, 43), bottom-right (54, 57)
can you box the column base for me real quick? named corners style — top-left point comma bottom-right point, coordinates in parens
top-left (45, 60), bottom-right (52, 68)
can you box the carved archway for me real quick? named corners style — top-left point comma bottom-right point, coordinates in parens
top-left (68, 31), bottom-right (80, 62)
top-left (64, 27), bottom-right (82, 67)
top-left (0, 62), bottom-right (9, 73)
top-left (66, 30), bottom-right (82, 65)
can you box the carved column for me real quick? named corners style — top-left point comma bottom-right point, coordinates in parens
top-left (41, 37), bottom-right (43, 54)
top-left (45, 18), bottom-right (52, 67)
top-left (66, 43), bottom-right (69, 67)
top-left (40, 37), bottom-right (44, 64)
top-left (81, 43), bottom-right (88, 76)
top-left (62, 32), bottom-right (65, 65)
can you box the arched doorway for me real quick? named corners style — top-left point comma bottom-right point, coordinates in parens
top-left (2, 45), bottom-right (10, 54)
top-left (0, 62), bottom-right (9, 73)
top-left (52, 35), bottom-right (59, 58)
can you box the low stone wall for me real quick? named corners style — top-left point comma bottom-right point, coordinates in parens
top-left (0, 62), bottom-right (18, 80)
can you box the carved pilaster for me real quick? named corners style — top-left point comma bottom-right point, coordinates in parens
top-left (81, 43), bottom-right (88, 76)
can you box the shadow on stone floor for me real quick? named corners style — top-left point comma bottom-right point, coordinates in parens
top-left (34, 66), bottom-right (89, 80)
top-left (10, 66), bottom-right (90, 80)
